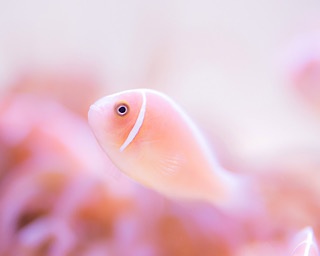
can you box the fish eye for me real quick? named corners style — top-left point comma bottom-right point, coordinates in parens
top-left (115, 103), bottom-right (129, 116)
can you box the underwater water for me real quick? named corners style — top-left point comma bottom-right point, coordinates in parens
top-left (0, 1), bottom-right (320, 255)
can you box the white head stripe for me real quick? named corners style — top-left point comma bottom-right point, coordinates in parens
top-left (120, 91), bottom-right (147, 152)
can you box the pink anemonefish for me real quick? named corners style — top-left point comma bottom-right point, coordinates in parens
top-left (88, 89), bottom-right (256, 209)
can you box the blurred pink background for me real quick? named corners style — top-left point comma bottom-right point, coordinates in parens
top-left (1, 0), bottom-right (320, 255)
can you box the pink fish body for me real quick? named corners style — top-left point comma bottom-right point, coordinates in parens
top-left (88, 89), bottom-right (249, 207)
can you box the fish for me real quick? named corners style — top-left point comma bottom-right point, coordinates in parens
top-left (290, 227), bottom-right (319, 256)
top-left (88, 89), bottom-right (257, 209)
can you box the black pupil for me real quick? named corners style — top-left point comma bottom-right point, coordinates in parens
top-left (118, 106), bottom-right (127, 114)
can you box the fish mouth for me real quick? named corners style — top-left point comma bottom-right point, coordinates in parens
top-left (88, 102), bottom-right (105, 133)
top-left (89, 104), bottom-right (103, 112)
top-left (88, 94), bottom-right (115, 121)
top-left (91, 95), bottom-right (113, 110)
